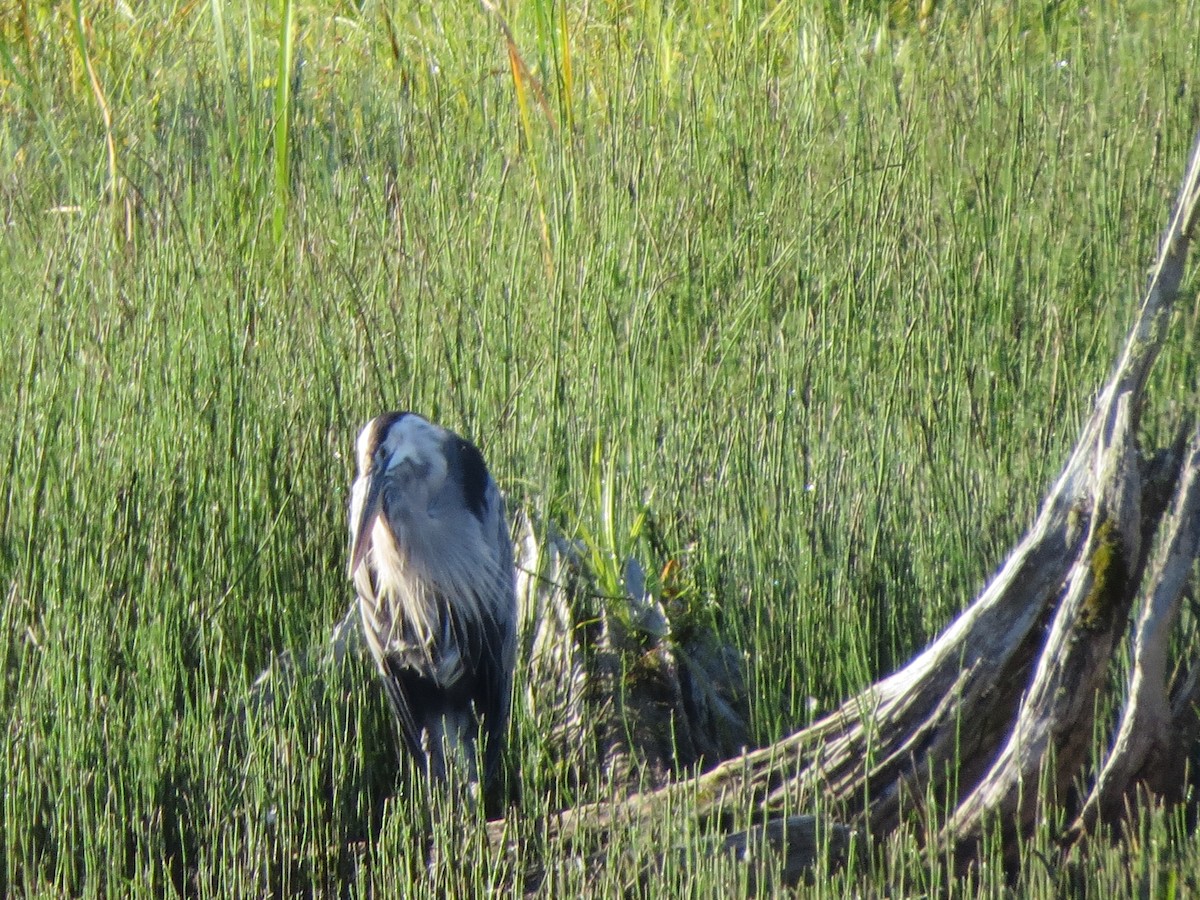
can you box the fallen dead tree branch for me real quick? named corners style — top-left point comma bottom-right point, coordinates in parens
top-left (485, 125), bottom-right (1200, 882)
top-left (258, 128), bottom-right (1200, 890)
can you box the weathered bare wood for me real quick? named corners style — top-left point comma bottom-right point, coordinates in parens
top-left (940, 127), bottom-right (1200, 844)
top-left (484, 125), bottom-right (1200, 877)
top-left (706, 815), bottom-right (864, 889)
top-left (1071, 428), bottom-right (1200, 834)
top-left (946, 395), bottom-right (1143, 843)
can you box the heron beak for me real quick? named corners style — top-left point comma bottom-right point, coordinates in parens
top-left (349, 469), bottom-right (386, 577)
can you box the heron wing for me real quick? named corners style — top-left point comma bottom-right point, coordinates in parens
top-left (464, 606), bottom-right (515, 786)
top-left (376, 660), bottom-right (428, 765)
top-left (473, 487), bottom-right (519, 786)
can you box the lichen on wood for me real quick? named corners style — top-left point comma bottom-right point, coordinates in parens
top-left (1079, 515), bottom-right (1129, 631)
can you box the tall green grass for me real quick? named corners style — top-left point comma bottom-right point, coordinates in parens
top-left (2, 0), bottom-right (1199, 895)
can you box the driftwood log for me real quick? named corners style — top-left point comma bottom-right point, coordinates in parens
top-left (252, 128), bottom-right (1200, 889)
top-left (482, 126), bottom-right (1200, 881)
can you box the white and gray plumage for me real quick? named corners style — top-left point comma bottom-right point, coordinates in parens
top-left (347, 412), bottom-right (516, 792)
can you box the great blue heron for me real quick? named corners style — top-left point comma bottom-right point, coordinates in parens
top-left (347, 412), bottom-right (516, 794)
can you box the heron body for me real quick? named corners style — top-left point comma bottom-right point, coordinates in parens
top-left (347, 412), bottom-right (516, 791)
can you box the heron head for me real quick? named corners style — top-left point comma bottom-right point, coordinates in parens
top-left (348, 412), bottom-right (491, 578)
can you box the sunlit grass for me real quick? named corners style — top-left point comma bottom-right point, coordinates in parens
top-left (2, 0), bottom-right (1199, 895)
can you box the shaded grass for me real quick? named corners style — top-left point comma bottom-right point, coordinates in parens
top-left (2, 0), bottom-right (1200, 894)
